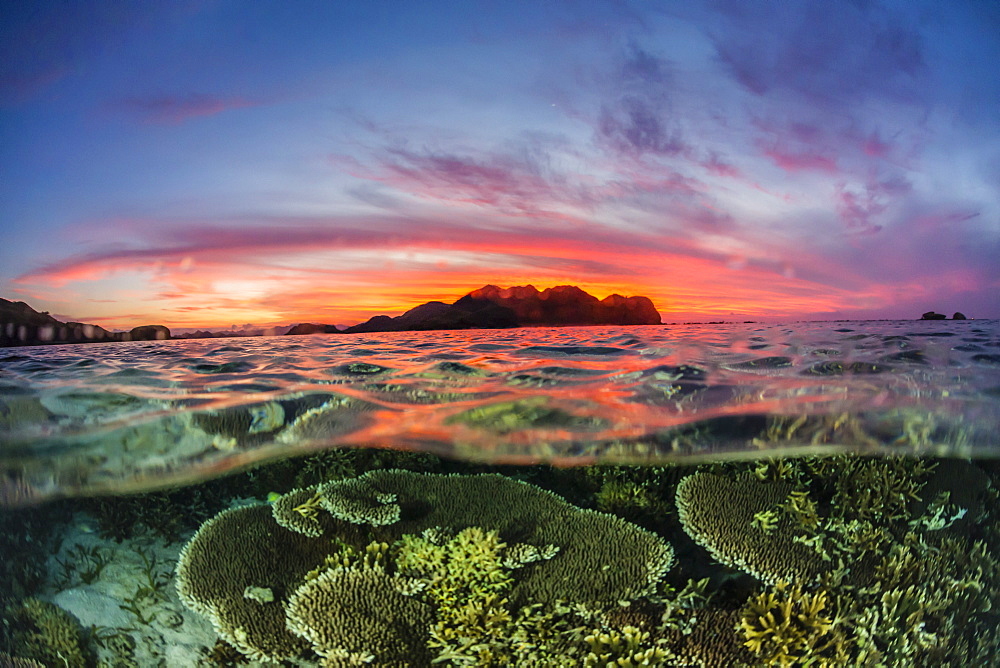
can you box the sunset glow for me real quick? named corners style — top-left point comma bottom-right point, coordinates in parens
top-left (2, 2), bottom-right (997, 329)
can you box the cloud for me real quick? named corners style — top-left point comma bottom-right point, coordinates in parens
top-left (763, 147), bottom-right (839, 174)
top-left (595, 45), bottom-right (686, 158)
top-left (117, 93), bottom-right (261, 124)
top-left (701, 151), bottom-right (741, 178)
top-left (835, 174), bottom-right (912, 234)
top-left (378, 146), bottom-right (559, 213)
top-left (709, 0), bottom-right (926, 106)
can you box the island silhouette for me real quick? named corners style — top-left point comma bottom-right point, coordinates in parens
top-left (0, 289), bottom-right (973, 347)
top-left (0, 286), bottom-right (658, 347)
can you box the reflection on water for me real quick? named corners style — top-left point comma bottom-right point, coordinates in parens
top-left (1, 321), bottom-right (998, 504)
top-left (1, 322), bottom-right (999, 666)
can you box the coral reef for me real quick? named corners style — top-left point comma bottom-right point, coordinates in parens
top-left (178, 469), bottom-right (678, 664)
top-left (175, 504), bottom-right (358, 662)
top-left (3, 598), bottom-right (88, 667)
top-left (675, 471), bottom-right (829, 584)
top-left (285, 564), bottom-right (434, 664)
top-left (739, 581), bottom-right (847, 667)
top-left (273, 469), bottom-right (676, 604)
top-left (0, 652), bottom-right (45, 668)
top-left (4, 447), bottom-right (993, 667)
top-left (675, 456), bottom-right (1000, 666)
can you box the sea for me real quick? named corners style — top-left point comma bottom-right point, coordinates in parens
top-left (1, 321), bottom-right (998, 666)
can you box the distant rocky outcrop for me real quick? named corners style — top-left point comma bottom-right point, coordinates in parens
top-left (129, 324), bottom-right (171, 341)
top-left (921, 311), bottom-right (947, 320)
top-left (285, 323), bottom-right (342, 335)
top-left (332, 284), bottom-right (661, 334)
top-left (952, 312), bottom-right (967, 320)
top-left (463, 284), bottom-right (661, 326)
top-left (173, 325), bottom-right (289, 339)
top-left (0, 297), bottom-right (170, 347)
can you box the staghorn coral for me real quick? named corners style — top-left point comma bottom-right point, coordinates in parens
top-left (175, 504), bottom-right (364, 663)
top-left (828, 456), bottom-right (935, 522)
top-left (395, 527), bottom-right (517, 614)
top-left (847, 531), bottom-right (1000, 665)
top-left (0, 653), bottom-right (45, 668)
top-left (739, 581), bottom-right (847, 667)
top-left (664, 608), bottom-right (754, 668)
top-left (274, 469), bottom-right (676, 605)
top-left (675, 455), bottom-right (999, 667)
top-left (4, 598), bottom-right (88, 668)
top-left (270, 486), bottom-right (326, 537)
top-left (285, 564), bottom-right (434, 665)
top-left (596, 590), bottom-right (755, 667)
top-left (594, 479), bottom-right (670, 526)
top-left (675, 472), bottom-right (829, 585)
top-left (583, 625), bottom-right (671, 666)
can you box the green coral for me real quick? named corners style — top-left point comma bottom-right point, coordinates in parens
top-left (675, 472), bottom-right (830, 585)
top-left (4, 598), bottom-right (89, 668)
top-left (285, 562), bottom-right (434, 665)
top-left (175, 504), bottom-right (366, 662)
top-left (275, 469), bottom-right (676, 605)
top-left (396, 527), bottom-right (515, 615)
top-left (594, 480), bottom-right (669, 524)
top-left (180, 470), bottom-right (676, 665)
top-left (678, 455), bottom-right (999, 666)
top-left (739, 582), bottom-right (847, 667)
top-left (583, 625), bottom-right (672, 667)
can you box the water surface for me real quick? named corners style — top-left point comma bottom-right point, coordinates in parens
top-left (1, 320), bottom-right (998, 505)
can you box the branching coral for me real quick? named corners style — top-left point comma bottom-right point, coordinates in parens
top-left (4, 598), bottom-right (88, 668)
top-left (678, 454), bottom-right (998, 666)
top-left (739, 581), bottom-right (846, 667)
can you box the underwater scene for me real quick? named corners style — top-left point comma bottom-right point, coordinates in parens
top-left (2, 321), bottom-right (1000, 667)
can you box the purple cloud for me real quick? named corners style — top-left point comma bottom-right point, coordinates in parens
top-left (762, 147), bottom-right (839, 173)
top-left (710, 1), bottom-right (926, 106)
top-left (596, 45), bottom-right (687, 158)
top-left (375, 144), bottom-right (569, 217)
top-left (836, 174), bottom-right (913, 234)
top-left (118, 93), bottom-right (260, 124)
top-left (701, 151), bottom-right (741, 178)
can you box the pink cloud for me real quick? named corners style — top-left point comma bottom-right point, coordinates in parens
top-left (763, 147), bottom-right (839, 173)
top-left (862, 132), bottom-right (892, 157)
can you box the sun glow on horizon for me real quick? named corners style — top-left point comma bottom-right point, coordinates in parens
top-left (2, 1), bottom-right (997, 326)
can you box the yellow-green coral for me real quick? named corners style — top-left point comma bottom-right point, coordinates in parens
top-left (676, 472), bottom-right (829, 584)
top-left (175, 504), bottom-right (352, 662)
top-left (275, 469), bottom-right (676, 605)
top-left (594, 480), bottom-right (668, 523)
top-left (285, 564), bottom-right (434, 664)
top-left (740, 582), bottom-right (846, 667)
top-left (583, 625), bottom-right (671, 667)
top-left (4, 598), bottom-right (88, 668)
top-left (396, 526), bottom-right (514, 618)
top-left (683, 455), bottom-right (999, 667)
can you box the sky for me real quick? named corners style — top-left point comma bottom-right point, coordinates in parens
top-left (1, 0), bottom-right (998, 329)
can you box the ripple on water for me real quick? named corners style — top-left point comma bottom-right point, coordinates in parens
top-left (1, 320), bottom-right (998, 502)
